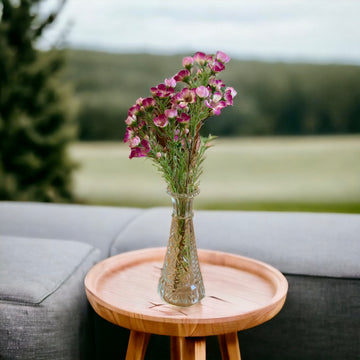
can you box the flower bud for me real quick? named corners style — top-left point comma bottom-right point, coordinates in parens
top-left (216, 51), bottom-right (230, 64)
top-left (182, 56), bottom-right (194, 69)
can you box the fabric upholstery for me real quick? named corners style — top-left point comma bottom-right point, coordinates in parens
top-left (0, 235), bottom-right (101, 360)
top-left (112, 207), bottom-right (360, 278)
top-left (1, 202), bottom-right (359, 360)
top-left (0, 201), bottom-right (143, 259)
top-left (0, 236), bottom-right (97, 304)
top-left (238, 274), bottom-right (360, 360)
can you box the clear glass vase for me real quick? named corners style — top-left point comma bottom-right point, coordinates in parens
top-left (158, 188), bottom-right (205, 307)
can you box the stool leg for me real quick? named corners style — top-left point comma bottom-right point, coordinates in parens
top-left (180, 337), bottom-right (206, 360)
top-left (171, 336), bottom-right (182, 360)
top-left (218, 332), bottom-right (241, 360)
top-left (125, 330), bottom-right (150, 360)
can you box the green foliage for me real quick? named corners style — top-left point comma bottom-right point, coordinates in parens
top-left (61, 50), bottom-right (360, 140)
top-left (0, 0), bottom-right (77, 202)
top-left (216, 61), bottom-right (360, 136)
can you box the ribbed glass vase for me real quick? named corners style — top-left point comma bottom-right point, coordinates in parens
top-left (158, 188), bottom-right (205, 307)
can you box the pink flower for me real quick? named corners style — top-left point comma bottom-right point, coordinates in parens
top-left (174, 69), bottom-right (190, 83)
top-left (226, 87), bottom-right (237, 97)
top-left (129, 135), bottom-right (140, 148)
top-left (208, 78), bottom-right (225, 91)
top-left (182, 56), bottom-right (194, 68)
top-left (135, 97), bottom-right (144, 105)
top-left (193, 52), bottom-right (207, 65)
top-left (212, 101), bottom-right (227, 115)
top-left (164, 77), bottom-right (176, 88)
top-left (150, 84), bottom-right (174, 98)
top-left (196, 86), bottom-right (210, 98)
top-left (224, 92), bottom-right (233, 106)
top-left (206, 100), bottom-right (227, 115)
top-left (165, 108), bottom-right (178, 118)
top-left (210, 60), bottom-right (225, 73)
top-left (129, 140), bottom-right (151, 159)
top-left (141, 139), bottom-right (151, 152)
top-left (150, 87), bottom-right (158, 96)
top-left (125, 115), bottom-right (136, 125)
top-left (216, 51), bottom-right (230, 64)
top-left (156, 152), bottom-right (162, 159)
top-left (128, 104), bottom-right (140, 117)
top-left (176, 88), bottom-right (196, 108)
top-left (153, 114), bottom-right (169, 127)
top-left (205, 91), bottom-right (227, 115)
top-left (124, 127), bottom-right (133, 143)
top-left (142, 97), bottom-right (156, 109)
top-left (177, 113), bottom-right (191, 123)
top-left (129, 147), bottom-right (142, 159)
top-left (224, 87), bottom-right (237, 106)
top-left (212, 92), bottom-right (223, 103)
top-left (124, 128), bottom-right (142, 148)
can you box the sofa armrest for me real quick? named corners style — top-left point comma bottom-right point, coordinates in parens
top-left (0, 235), bottom-right (101, 360)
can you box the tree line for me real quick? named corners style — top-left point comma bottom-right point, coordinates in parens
top-left (62, 50), bottom-right (360, 140)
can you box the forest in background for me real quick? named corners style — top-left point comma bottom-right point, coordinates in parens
top-left (61, 49), bottom-right (360, 141)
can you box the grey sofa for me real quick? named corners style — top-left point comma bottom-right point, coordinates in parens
top-left (0, 201), bottom-right (359, 360)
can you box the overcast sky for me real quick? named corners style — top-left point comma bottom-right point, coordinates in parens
top-left (39, 0), bottom-right (360, 64)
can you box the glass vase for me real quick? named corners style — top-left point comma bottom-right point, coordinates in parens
top-left (158, 188), bottom-right (205, 307)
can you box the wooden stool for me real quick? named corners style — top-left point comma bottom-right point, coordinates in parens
top-left (85, 248), bottom-right (288, 359)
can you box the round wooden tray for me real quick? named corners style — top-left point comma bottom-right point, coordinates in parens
top-left (85, 247), bottom-right (288, 337)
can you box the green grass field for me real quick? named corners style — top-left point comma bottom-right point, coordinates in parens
top-left (70, 135), bottom-right (360, 213)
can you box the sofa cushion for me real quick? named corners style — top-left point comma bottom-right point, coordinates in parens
top-left (238, 274), bottom-right (360, 360)
top-left (0, 201), bottom-right (143, 259)
top-left (111, 207), bottom-right (360, 278)
top-left (0, 235), bottom-right (98, 305)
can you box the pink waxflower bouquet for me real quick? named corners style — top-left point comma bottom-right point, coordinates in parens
top-left (124, 51), bottom-right (237, 194)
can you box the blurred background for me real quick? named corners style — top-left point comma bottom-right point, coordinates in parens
top-left (1, 0), bottom-right (359, 212)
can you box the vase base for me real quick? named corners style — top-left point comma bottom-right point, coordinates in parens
top-left (158, 277), bottom-right (205, 307)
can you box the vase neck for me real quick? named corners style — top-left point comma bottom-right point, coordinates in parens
top-left (167, 189), bottom-right (199, 219)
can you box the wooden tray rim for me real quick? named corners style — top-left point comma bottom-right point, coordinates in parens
top-left (85, 247), bottom-right (288, 336)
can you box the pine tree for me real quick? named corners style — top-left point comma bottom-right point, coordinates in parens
top-left (0, 0), bottom-right (77, 202)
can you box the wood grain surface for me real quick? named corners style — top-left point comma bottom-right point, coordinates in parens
top-left (85, 247), bottom-right (288, 337)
